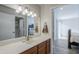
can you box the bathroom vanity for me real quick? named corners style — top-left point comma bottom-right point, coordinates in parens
top-left (0, 34), bottom-right (51, 54)
top-left (0, 5), bottom-right (51, 54)
top-left (21, 38), bottom-right (50, 54)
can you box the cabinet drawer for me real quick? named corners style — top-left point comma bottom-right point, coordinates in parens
top-left (21, 46), bottom-right (37, 54)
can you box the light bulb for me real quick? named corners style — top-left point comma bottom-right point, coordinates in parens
top-left (16, 5), bottom-right (22, 13)
top-left (25, 9), bottom-right (28, 13)
top-left (18, 6), bottom-right (22, 11)
top-left (27, 11), bottom-right (32, 16)
top-left (16, 9), bottom-right (20, 13)
top-left (22, 11), bottom-right (26, 15)
top-left (31, 15), bottom-right (34, 17)
top-left (27, 13), bottom-right (31, 16)
top-left (60, 8), bottom-right (63, 10)
top-left (29, 11), bottom-right (33, 15)
top-left (34, 13), bottom-right (37, 17)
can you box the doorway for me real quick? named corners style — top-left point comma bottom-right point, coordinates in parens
top-left (53, 5), bottom-right (79, 54)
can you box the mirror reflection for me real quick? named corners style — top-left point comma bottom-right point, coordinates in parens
top-left (0, 14), bottom-right (25, 41)
top-left (27, 16), bottom-right (41, 37)
top-left (0, 5), bottom-right (27, 41)
top-left (0, 4), bottom-right (41, 41)
top-left (15, 17), bottom-right (24, 37)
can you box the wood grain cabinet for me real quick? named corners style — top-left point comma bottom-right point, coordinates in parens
top-left (46, 39), bottom-right (50, 54)
top-left (21, 46), bottom-right (37, 54)
top-left (37, 41), bottom-right (46, 54)
top-left (21, 39), bottom-right (51, 54)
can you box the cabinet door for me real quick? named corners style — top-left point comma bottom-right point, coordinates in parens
top-left (46, 39), bottom-right (51, 54)
top-left (38, 41), bottom-right (46, 54)
top-left (38, 47), bottom-right (46, 54)
top-left (21, 46), bottom-right (37, 54)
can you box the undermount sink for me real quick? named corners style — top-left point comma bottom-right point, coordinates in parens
top-left (22, 39), bottom-right (35, 43)
top-left (21, 38), bottom-right (39, 45)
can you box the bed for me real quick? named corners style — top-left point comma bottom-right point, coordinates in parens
top-left (68, 30), bottom-right (79, 49)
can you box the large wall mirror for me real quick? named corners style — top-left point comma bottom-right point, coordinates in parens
top-left (0, 14), bottom-right (26, 41)
top-left (0, 5), bottom-right (41, 41)
top-left (0, 5), bottom-right (27, 41)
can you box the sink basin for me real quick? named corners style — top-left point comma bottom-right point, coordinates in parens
top-left (22, 39), bottom-right (35, 43)
top-left (21, 38), bottom-right (39, 46)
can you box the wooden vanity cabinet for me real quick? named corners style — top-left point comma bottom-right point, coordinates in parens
top-left (37, 41), bottom-right (46, 54)
top-left (37, 39), bottom-right (51, 54)
top-left (21, 46), bottom-right (37, 54)
top-left (46, 39), bottom-right (50, 54)
top-left (21, 39), bottom-right (51, 54)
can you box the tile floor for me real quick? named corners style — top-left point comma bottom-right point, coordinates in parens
top-left (54, 39), bottom-right (79, 54)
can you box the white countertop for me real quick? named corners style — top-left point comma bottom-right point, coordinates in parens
top-left (0, 34), bottom-right (50, 54)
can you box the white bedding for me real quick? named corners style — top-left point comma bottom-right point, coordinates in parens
top-left (70, 33), bottom-right (79, 42)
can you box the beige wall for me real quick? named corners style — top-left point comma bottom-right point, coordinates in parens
top-left (41, 4), bottom-right (65, 37)
top-left (40, 4), bottom-right (66, 53)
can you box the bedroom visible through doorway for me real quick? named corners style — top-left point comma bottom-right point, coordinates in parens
top-left (53, 5), bottom-right (79, 54)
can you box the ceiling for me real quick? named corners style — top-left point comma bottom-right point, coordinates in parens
top-left (54, 5), bottom-right (79, 20)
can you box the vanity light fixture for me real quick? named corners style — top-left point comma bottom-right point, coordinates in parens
top-left (16, 5), bottom-right (22, 13)
top-left (25, 8), bottom-right (28, 14)
top-left (16, 5), bottom-right (37, 17)
top-left (18, 5), bottom-right (22, 11)
top-left (27, 10), bottom-right (32, 16)
top-left (31, 13), bottom-right (37, 17)
top-left (16, 9), bottom-right (20, 13)
top-left (22, 8), bottom-right (28, 15)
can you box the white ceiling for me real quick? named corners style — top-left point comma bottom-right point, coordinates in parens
top-left (54, 5), bottom-right (79, 20)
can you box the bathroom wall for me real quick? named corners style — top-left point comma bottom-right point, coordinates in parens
top-left (40, 4), bottom-right (65, 37)
top-left (40, 4), bottom-right (66, 53)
